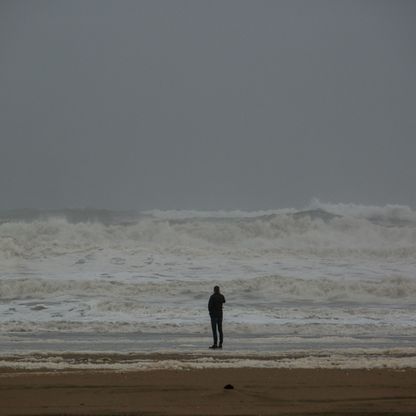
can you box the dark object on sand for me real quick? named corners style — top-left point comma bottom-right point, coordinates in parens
top-left (224, 384), bottom-right (234, 390)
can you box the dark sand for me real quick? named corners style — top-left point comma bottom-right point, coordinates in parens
top-left (1, 368), bottom-right (416, 415)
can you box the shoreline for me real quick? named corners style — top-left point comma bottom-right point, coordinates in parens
top-left (1, 367), bottom-right (416, 415)
top-left (1, 348), bottom-right (416, 371)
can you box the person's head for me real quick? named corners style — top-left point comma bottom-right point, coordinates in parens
top-left (214, 285), bottom-right (220, 294)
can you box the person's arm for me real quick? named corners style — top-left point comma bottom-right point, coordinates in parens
top-left (208, 296), bottom-right (213, 313)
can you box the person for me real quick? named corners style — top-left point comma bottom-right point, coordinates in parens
top-left (208, 285), bottom-right (226, 349)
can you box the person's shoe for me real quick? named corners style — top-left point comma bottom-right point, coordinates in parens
top-left (218, 344), bottom-right (223, 349)
top-left (209, 344), bottom-right (218, 349)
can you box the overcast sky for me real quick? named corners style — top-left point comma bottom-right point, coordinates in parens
top-left (1, 0), bottom-right (415, 210)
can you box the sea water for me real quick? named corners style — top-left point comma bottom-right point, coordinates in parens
top-left (1, 201), bottom-right (416, 368)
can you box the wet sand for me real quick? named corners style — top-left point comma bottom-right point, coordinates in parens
top-left (1, 367), bottom-right (416, 415)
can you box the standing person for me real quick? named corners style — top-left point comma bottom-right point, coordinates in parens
top-left (208, 285), bottom-right (226, 349)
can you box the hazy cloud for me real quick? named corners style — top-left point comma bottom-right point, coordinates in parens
top-left (1, 0), bottom-right (415, 209)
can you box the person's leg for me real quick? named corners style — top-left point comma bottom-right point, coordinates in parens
top-left (210, 316), bottom-right (218, 346)
top-left (218, 317), bottom-right (223, 346)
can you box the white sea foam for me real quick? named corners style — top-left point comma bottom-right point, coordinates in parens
top-left (1, 274), bottom-right (416, 303)
top-left (1, 348), bottom-right (416, 370)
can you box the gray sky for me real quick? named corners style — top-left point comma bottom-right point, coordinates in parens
top-left (1, 0), bottom-right (415, 210)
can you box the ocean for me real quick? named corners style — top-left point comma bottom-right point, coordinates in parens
top-left (1, 201), bottom-right (416, 370)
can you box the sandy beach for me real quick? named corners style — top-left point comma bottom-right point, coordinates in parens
top-left (1, 367), bottom-right (416, 415)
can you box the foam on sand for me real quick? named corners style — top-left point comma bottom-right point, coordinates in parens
top-left (1, 348), bottom-right (416, 371)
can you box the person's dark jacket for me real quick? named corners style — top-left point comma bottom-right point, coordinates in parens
top-left (208, 293), bottom-right (226, 318)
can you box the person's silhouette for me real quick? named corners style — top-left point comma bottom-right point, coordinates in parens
top-left (208, 285), bottom-right (226, 349)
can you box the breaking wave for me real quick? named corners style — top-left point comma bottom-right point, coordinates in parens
top-left (1, 274), bottom-right (415, 304)
top-left (1, 201), bottom-right (415, 259)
